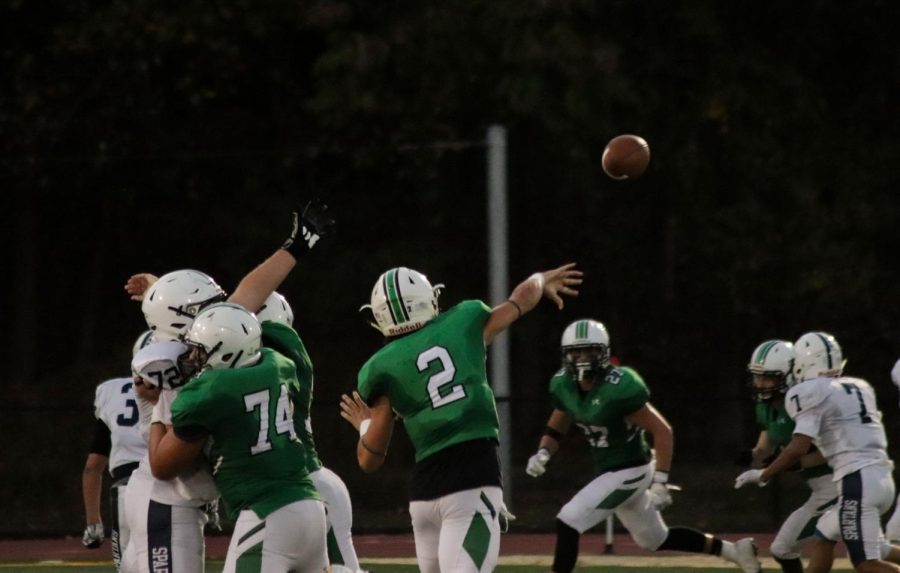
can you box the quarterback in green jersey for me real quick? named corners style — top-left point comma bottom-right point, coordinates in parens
top-left (257, 292), bottom-right (363, 573)
top-left (340, 263), bottom-right (582, 573)
top-left (526, 319), bottom-right (762, 573)
top-left (150, 304), bottom-right (327, 573)
top-left (734, 340), bottom-right (836, 573)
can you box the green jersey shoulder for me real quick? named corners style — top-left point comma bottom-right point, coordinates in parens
top-left (171, 348), bottom-right (319, 519)
top-left (261, 321), bottom-right (321, 473)
top-left (357, 300), bottom-right (498, 462)
top-left (549, 365), bottom-right (651, 473)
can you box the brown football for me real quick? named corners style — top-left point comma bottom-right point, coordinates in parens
top-left (602, 134), bottom-right (650, 180)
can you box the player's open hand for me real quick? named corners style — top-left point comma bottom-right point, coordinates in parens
top-left (340, 391), bottom-right (371, 432)
top-left (541, 263), bottom-right (582, 310)
top-left (124, 273), bottom-right (159, 301)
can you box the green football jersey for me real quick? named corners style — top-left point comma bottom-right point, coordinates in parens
top-left (261, 321), bottom-right (322, 473)
top-left (357, 300), bottom-right (498, 462)
top-left (755, 399), bottom-right (831, 479)
top-left (549, 366), bottom-right (652, 473)
top-left (171, 348), bottom-right (319, 520)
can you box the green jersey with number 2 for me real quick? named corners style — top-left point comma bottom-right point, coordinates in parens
top-left (549, 366), bottom-right (652, 473)
top-left (357, 300), bottom-right (498, 462)
top-left (171, 348), bottom-right (319, 520)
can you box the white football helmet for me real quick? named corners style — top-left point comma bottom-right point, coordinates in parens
top-left (132, 329), bottom-right (155, 358)
top-left (141, 270), bottom-right (226, 341)
top-left (362, 267), bottom-right (443, 337)
top-left (561, 319), bottom-right (611, 381)
top-left (256, 292), bottom-right (293, 327)
top-left (747, 340), bottom-right (795, 399)
top-left (183, 303), bottom-right (261, 371)
top-left (793, 331), bottom-right (843, 382)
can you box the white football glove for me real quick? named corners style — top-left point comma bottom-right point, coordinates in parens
top-left (82, 523), bottom-right (104, 548)
top-left (526, 448), bottom-right (551, 477)
top-left (648, 482), bottom-right (672, 510)
top-left (499, 501), bottom-right (517, 533)
top-left (734, 468), bottom-right (768, 489)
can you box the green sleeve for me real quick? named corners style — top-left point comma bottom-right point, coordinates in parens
top-left (357, 360), bottom-right (386, 404)
top-left (171, 377), bottom-right (219, 432)
top-left (615, 367), bottom-right (650, 416)
top-left (754, 402), bottom-right (767, 427)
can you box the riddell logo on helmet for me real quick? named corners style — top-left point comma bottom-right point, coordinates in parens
top-left (391, 323), bottom-right (423, 335)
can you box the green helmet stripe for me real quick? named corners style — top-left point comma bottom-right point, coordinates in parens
top-left (384, 269), bottom-right (409, 325)
top-left (814, 333), bottom-right (834, 369)
top-left (754, 340), bottom-right (778, 364)
top-left (576, 320), bottom-right (587, 339)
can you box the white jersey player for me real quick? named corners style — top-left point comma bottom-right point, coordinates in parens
top-left (735, 332), bottom-right (898, 573)
top-left (82, 332), bottom-right (151, 571)
top-left (882, 358), bottom-right (900, 543)
top-left (123, 338), bottom-right (219, 573)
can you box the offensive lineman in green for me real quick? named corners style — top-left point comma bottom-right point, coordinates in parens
top-left (340, 263), bottom-right (583, 573)
top-left (150, 303), bottom-right (327, 573)
top-left (257, 291), bottom-right (363, 573)
top-left (525, 319), bottom-right (762, 573)
top-left (734, 340), bottom-right (836, 573)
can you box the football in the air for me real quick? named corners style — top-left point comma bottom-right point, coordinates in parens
top-left (602, 134), bottom-right (650, 180)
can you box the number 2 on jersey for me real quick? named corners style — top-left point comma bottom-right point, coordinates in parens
top-left (244, 384), bottom-right (297, 455)
top-left (417, 346), bottom-right (466, 409)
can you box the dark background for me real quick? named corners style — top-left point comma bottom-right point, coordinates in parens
top-left (2, 1), bottom-right (899, 536)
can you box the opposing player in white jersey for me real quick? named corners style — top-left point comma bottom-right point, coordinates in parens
top-left (885, 358), bottom-right (900, 543)
top-left (257, 292), bottom-right (365, 573)
top-left (735, 332), bottom-right (900, 573)
top-left (81, 331), bottom-right (153, 571)
top-left (121, 201), bottom-right (334, 573)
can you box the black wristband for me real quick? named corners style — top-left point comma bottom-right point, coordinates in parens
top-left (543, 426), bottom-right (564, 441)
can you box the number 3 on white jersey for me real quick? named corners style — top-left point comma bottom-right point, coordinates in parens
top-left (417, 346), bottom-right (467, 409)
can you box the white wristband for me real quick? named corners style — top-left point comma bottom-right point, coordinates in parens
top-left (653, 470), bottom-right (669, 484)
top-left (359, 419), bottom-right (371, 438)
top-left (530, 273), bottom-right (545, 289)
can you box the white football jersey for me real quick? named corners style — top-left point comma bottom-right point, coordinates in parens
top-left (93, 377), bottom-right (147, 474)
top-left (785, 376), bottom-right (890, 480)
top-left (129, 341), bottom-right (218, 506)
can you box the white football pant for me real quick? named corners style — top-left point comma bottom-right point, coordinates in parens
top-left (310, 467), bottom-right (361, 572)
top-left (557, 462), bottom-right (668, 550)
top-left (814, 463), bottom-right (895, 566)
top-left (769, 473), bottom-right (839, 560)
top-left (222, 499), bottom-right (327, 573)
top-left (409, 486), bottom-right (503, 573)
top-left (120, 473), bottom-right (207, 573)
